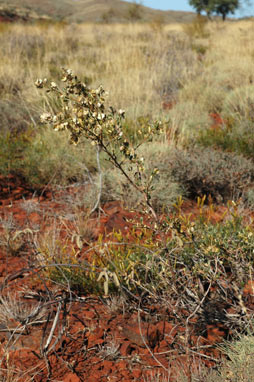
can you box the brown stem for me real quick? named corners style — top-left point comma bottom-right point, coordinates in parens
top-left (98, 138), bottom-right (158, 221)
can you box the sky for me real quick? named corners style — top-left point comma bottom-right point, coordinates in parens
top-left (139, 0), bottom-right (254, 18)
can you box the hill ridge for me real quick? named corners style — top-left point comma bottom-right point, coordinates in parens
top-left (0, 0), bottom-right (195, 23)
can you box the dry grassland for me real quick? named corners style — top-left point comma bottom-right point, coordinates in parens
top-left (1, 19), bottom-right (254, 123)
top-left (1, 18), bottom-right (254, 198)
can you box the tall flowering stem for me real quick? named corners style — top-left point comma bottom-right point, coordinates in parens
top-left (35, 68), bottom-right (161, 220)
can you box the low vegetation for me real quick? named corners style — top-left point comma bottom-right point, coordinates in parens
top-left (1, 14), bottom-right (254, 381)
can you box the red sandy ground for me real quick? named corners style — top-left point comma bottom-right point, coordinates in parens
top-left (0, 174), bottom-right (254, 382)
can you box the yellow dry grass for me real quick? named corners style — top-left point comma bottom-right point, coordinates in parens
top-left (0, 18), bottom-right (254, 134)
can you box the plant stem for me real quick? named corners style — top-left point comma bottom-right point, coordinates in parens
top-left (90, 145), bottom-right (103, 215)
top-left (98, 139), bottom-right (158, 221)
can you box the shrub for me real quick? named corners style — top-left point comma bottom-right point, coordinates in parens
top-left (35, 68), bottom-right (162, 218)
top-left (167, 147), bottom-right (254, 203)
top-left (90, 204), bottom-right (254, 317)
top-left (34, 69), bottom-right (254, 300)
top-left (32, 69), bottom-right (254, 363)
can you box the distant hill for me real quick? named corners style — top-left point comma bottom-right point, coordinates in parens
top-left (0, 0), bottom-right (196, 24)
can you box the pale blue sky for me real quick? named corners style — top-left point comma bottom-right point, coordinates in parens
top-left (139, 0), bottom-right (253, 17)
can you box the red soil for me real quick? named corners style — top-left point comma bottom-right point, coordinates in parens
top-left (0, 174), bottom-right (253, 381)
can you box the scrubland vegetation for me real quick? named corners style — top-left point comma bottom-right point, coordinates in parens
top-left (2, 18), bottom-right (254, 201)
top-left (2, 16), bottom-right (254, 381)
